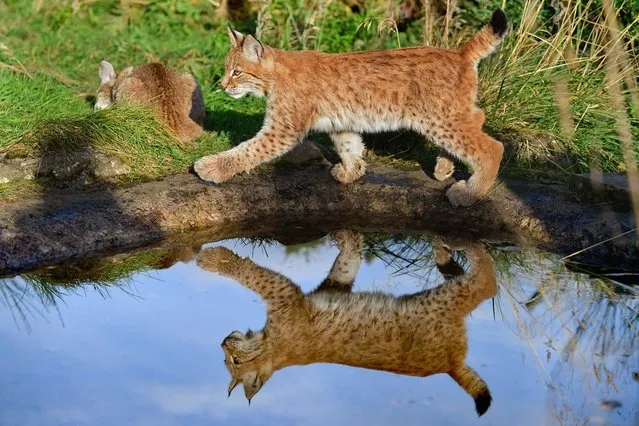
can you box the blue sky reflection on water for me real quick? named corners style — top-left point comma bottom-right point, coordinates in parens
top-left (0, 234), bottom-right (637, 426)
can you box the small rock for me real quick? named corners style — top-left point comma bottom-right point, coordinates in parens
top-left (0, 161), bottom-right (28, 184)
top-left (92, 151), bottom-right (132, 178)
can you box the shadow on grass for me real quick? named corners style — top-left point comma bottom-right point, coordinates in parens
top-left (363, 130), bottom-right (470, 181)
top-left (203, 106), bottom-right (264, 145)
top-left (0, 118), bottom-right (165, 277)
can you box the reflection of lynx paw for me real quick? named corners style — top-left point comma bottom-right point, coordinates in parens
top-left (432, 240), bottom-right (454, 265)
top-left (193, 153), bottom-right (237, 184)
top-left (197, 247), bottom-right (241, 275)
top-left (330, 159), bottom-right (366, 184)
top-left (433, 236), bottom-right (481, 252)
top-left (446, 180), bottom-right (479, 207)
top-left (330, 229), bottom-right (364, 253)
top-left (174, 245), bottom-right (201, 263)
top-left (433, 237), bottom-right (486, 268)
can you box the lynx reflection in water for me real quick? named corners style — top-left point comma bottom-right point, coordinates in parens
top-left (196, 230), bottom-right (497, 416)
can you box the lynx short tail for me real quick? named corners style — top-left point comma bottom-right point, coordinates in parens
top-left (460, 8), bottom-right (509, 64)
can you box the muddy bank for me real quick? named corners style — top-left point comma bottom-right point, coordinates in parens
top-left (0, 160), bottom-right (637, 276)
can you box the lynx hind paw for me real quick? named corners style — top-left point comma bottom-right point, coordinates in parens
top-left (330, 159), bottom-right (366, 184)
top-left (330, 230), bottom-right (364, 251)
top-left (196, 247), bottom-right (242, 274)
top-left (446, 180), bottom-right (479, 207)
top-left (433, 156), bottom-right (455, 182)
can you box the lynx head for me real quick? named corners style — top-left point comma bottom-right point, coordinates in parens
top-left (221, 25), bottom-right (272, 99)
top-left (221, 329), bottom-right (274, 404)
top-left (94, 60), bottom-right (116, 111)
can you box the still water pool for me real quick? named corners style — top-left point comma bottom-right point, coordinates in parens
top-left (1, 231), bottom-right (637, 426)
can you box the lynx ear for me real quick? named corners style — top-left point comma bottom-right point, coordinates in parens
top-left (227, 376), bottom-right (240, 398)
top-left (243, 35), bottom-right (265, 62)
top-left (99, 61), bottom-right (116, 84)
top-left (227, 24), bottom-right (244, 48)
top-left (242, 371), bottom-right (263, 405)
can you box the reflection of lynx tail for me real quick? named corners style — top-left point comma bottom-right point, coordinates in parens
top-left (449, 365), bottom-right (492, 416)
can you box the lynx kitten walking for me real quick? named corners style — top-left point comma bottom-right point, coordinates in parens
top-left (95, 61), bottom-right (205, 142)
top-left (197, 231), bottom-right (497, 415)
top-left (194, 9), bottom-right (508, 206)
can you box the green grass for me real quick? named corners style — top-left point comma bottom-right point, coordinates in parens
top-left (476, 0), bottom-right (639, 175)
top-left (0, 0), bottom-right (263, 193)
top-left (0, 0), bottom-right (637, 200)
top-left (1, 75), bottom-right (230, 179)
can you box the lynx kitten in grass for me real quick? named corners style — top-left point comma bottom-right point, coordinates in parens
top-left (95, 61), bottom-right (205, 142)
top-left (194, 9), bottom-right (508, 207)
top-left (197, 231), bottom-right (497, 416)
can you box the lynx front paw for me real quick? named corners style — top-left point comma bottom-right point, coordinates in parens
top-left (196, 247), bottom-right (242, 275)
top-left (446, 180), bottom-right (479, 207)
top-left (193, 153), bottom-right (237, 184)
top-left (330, 160), bottom-right (366, 184)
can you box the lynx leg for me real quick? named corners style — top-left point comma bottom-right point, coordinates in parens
top-left (326, 229), bottom-right (363, 285)
top-left (427, 121), bottom-right (503, 207)
top-left (194, 121), bottom-right (302, 183)
top-left (431, 242), bottom-right (497, 314)
top-left (444, 130), bottom-right (503, 207)
top-left (312, 230), bottom-right (364, 293)
top-left (461, 243), bottom-right (497, 302)
top-left (329, 132), bottom-right (366, 183)
top-left (197, 247), bottom-right (304, 310)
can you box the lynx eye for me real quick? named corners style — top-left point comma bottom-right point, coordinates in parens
top-left (231, 355), bottom-right (241, 364)
top-left (231, 69), bottom-right (243, 77)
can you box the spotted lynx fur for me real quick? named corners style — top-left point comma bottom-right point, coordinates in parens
top-left (194, 9), bottom-right (508, 207)
top-left (95, 61), bottom-right (205, 142)
top-left (197, 231), bottom-right (498, 416)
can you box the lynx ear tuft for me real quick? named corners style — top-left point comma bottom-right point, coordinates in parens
top-left (99, 61), bottom-right (116, 84)
top-left (227, 24), bottom-right (244, 48)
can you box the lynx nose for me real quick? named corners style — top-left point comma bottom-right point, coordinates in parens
top-left (222, 331), bottom-right (243, 347)
top-left (220, 75), bottom-right (230, 90)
